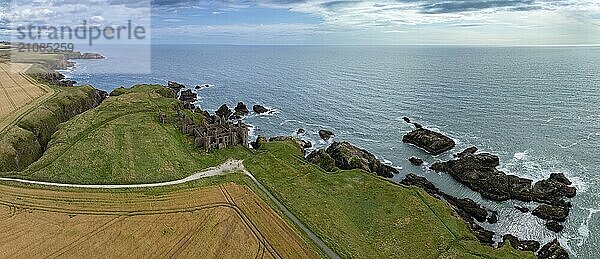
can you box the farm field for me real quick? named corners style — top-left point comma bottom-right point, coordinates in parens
top-left (0, 182), bottom-right (316, 258)
top-left (0, 62), bottom-right (53, 132)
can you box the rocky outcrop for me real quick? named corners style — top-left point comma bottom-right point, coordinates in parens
top-left (431, 148), bottom-right (576, 225)
top-left (532, 205), bottom-right (570, 222)
top-left (500, 234), bottom-right (540, 252)
top-left (215, 104), bottom-right (232, 119)
top-left (538, 239), bottom-right (569, 259)
top-left (38, 72), bottom-right (77, 87)
top-left (400, 173), bottom-right (496, 245)
top-left (306, 149), bottom-right (337, 172)
top-left (455, 146), bottom-right (478, 158)
top-left (546, 221), bottom-right (564, 233)
top-left (253, 105), bottom-right (269, 114)
top-left (179, 89), bottom-right (197, 102)
top-left (430, 149), bottom-right (576, 204)
top-left (409, 157), bottom-right (423, 166)
top-left (307, 142), bottom-right (397, 178)
top-left (402, 128), bottom-right (455, 155)
top-left (167, 81), bottom-right (185, 92)
top-left (318, 130), bottom-right (334, 141)
top-left (234, 102), bottom-right (249, 116)
top-left (297, 128), bottom-right (305, 135)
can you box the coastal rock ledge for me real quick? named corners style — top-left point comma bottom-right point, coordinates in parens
top-left (402, 127), bottom-right (455, 155)
top-left (307, 141), bottom-right (397, 178)
top-left (430, 147), bottom-right (576, 230)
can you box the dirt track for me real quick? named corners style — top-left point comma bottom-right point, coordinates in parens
top-left (0, 182), bottom-right (316, 258)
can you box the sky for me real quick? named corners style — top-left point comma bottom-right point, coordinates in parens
top-left (1, 0), bottom-right (599, 45)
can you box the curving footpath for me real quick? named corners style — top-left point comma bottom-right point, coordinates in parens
top-left (0, 159), bottom-right (340, 259)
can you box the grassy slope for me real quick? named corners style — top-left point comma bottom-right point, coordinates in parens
top-left (18, 84), bottom-right (250, 184)
top-left (245, 140), bottom-right (535, 259)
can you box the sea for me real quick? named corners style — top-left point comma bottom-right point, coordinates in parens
top-left (65, 45), bottom-right (600, 258)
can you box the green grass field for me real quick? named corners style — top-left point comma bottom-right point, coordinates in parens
top-left (2, 84), bottom-right (534, 258)
top-left (245, 140), bottom-right (534, 259)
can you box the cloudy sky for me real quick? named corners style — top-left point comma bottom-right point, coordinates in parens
top-left (1, 0), bottom-right (599, 45)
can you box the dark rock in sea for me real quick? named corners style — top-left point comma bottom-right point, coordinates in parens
top-left (400, 173), bottom-right (440, 196)
top-left (454, 146), bottom-right (478, 158)
top-left (215, 104), bottom-right (232, 119)
top-left (430, 148), bottom-right (576, 210)
top-left (402, 116), bottom-right (411, 123)
top-left (538, 239), bottom-right (569, 259)
top-left (204, 84), bottom-right (210, 88)
top-left (501, 234), bottom-right (541, 252)
top-left (269, 136), bottom-right (312, 150)
top-left (318, 129), bottom-right (334, 141)
top-left (168, 81), bottom-right (185, 92)
top-left (413, 123), bottom-right (423, 129)
top-left (326, 142), bottom-right (397, 178)
top-left (253, 104), bottom-right (269, 114)
top-left (250, 135), bottom-right (268, 150)
top-left (179, 89), bottom-right (197, 102)
top-left (532, 173), bottom-right (577, 206)
top-left (408, 156), bottom-right (424, 166)
top-left (400, 173), bottom-right (495, 246)
top-left (532, 205), bottom-right (570, 222)
top-left (402, 128), bottom-right (455, 155)
top-left (442, 194), bottom-right (488, 223)
top-left (297, 128), bottom-right (306, 135)
top-left (514, 205), bottom-right (530, 213)
top-left (234, 102), bottom-right (249, 117)
top-left (546, 221), bottom-right (565, 233)
top-left (306, 149), bottom-right (338, 172)
top-left (195, 85), bottom-right (201, 89)
top-left (487, 210), bottom-right (498, 224)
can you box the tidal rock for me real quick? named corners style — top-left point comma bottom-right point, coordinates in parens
top-left (454, 146), bottom-right (478, 158)
top-left (195, 85), bottom-right (202, 89)
top-left (318, 129), bottom-right (334, 141)
top-left (442, 195), bottom-right (488, 223)
top-left (326, 142), bottom-right (397, 178)
top-left (250, 135), bottom-right (268, 150)
top-left (546, 221), bottom-right (564, 233)
top-left (253, 104), bottom-right (269, 114)
top-left (487, 210), bottom-right (498, 224)
top-left (538, 239), bottom-right (569, 259)
top-left (234, 102), bottom-right (249, 116)
top-left (409, 157), bottom-right (424, 166)
top-left (514, 205), bottom-right (530, 213)
top-left (297, 128), bottom-right (306, 135)
top-left (179, 89), bottom-right (197, 102)
top-left (400, 173), bottom-right (440, 196)
top-left (402, 116), bottom-right (411, 123)
top-left (413, 123), bottom-right (423, 129)
top-left (501, 234), bottom-right (540, 252)
top-left (215, 104), bottom-right (232, 119)
top-left (532, 173), bottom-right (576, 206)
top-left (168, 81), bottom-right (185, 91)
top-left (430, 148), bottom-right (576, 210)
top-left (532, 205), bottom-right (570, 222)
top-left (402, 128), bottom-right (455, 155)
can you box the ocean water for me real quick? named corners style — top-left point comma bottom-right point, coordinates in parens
top-left (68, 45), bottom-right (600, 258)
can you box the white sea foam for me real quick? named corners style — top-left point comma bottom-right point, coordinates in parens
top-left (577, 208), bottom-right (600, 246)
top-left (280, 119), bottom-right (304, 126)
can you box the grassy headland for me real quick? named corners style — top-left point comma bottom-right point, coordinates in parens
top-left (0, 82), bottom-right (535, 258)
